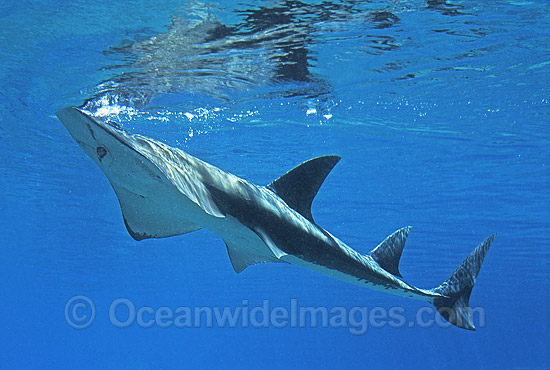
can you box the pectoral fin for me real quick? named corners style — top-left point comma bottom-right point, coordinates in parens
top-left (113, 184), bottom-right (203, 240)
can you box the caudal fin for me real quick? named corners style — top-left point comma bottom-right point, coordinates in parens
top-left (431, 234), bottom-right (496, 330)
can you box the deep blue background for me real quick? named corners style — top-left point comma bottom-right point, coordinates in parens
top-left (1, 1), bottom-right (549, 369)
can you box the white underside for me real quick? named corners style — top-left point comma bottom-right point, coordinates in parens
top-left (113, 175), bottom-right (436, 302)
top-left (284, 255), bottom-right (434, 301)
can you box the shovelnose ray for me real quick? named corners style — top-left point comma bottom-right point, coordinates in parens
top-left (56, 106), bottom-right (495, 330)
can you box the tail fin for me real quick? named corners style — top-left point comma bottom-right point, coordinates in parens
top-left (431, 234), bottom-right (496, 330)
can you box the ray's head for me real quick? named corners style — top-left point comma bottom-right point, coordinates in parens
top-left (55, 107), bottom-right (126, 168)
top-left (55, 106), bottom-right (167, 196)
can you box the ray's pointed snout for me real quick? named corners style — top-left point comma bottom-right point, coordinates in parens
top-left (55, 106), bottom-right (114, 166)
top-left (56, 106), bottom-right (85, 129)
top-left (55, 106), bottom-right (98, 143)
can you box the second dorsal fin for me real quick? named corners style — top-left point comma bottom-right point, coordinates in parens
top-left (369, 227), bottom-right (412, 278)
top-left (267, 155), bottom-right (341, 223)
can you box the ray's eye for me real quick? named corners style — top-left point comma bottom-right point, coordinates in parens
top-left (97, 146), bottom-right (108, 160)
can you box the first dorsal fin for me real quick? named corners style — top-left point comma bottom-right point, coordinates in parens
top-left (267, 155), bottom-right (341, 223)
top-left (369, 226), bottom-right (412, 277)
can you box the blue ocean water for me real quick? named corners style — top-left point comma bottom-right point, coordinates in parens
top-left (1, 0), bottom-right (549, 369)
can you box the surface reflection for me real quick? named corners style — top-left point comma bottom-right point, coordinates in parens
top-left (83, 1), bottom-right (404, 113)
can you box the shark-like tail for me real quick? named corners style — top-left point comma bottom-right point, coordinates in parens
top-left (431, 234), bottom-right (496, 330)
